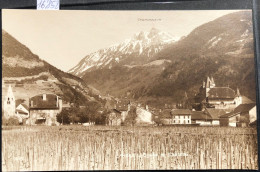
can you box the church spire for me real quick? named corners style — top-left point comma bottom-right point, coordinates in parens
top-left (7, 85), bottom-right (15, 100)
top-left (184, 91), bottom-right (188, 99)
top-left (236, 88), bottom-right (241, 96)
top-left (211, 76), bottom-right (215, 85)
top-left (206, 77), bottom-right (211, 88)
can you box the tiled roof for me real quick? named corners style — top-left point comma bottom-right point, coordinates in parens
top-left (191, 111), bottom-right (211, 120)
top-left (20, 103), bottom-right (29, 111)
top-left (249, 120), bottom-right (257, 126)
top-left (220, 103), bottom-right (256, 118)
top-left (206, 108), bottom-right (226, 120)
top-left (241, 96), bottom-right (254, 104)
top-left (171, 109), bottom-right (192, 115)
top-left (220, 112), bottom-right (234, 118)
top-left (160, 109), bottom-right (172, 119)
top-left (115, 99), bottom-right (130, 111)
top-left (233, 103), bottom-right (256, 114)
top-left (208, 87), bottom-right (235, 99)
top-left (30, 94), bottom-right (60, 109)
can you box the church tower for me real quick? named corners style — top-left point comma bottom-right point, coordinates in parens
top-left (3, 85), bottom-right (16, 118)
top-left (234, 88), bottom-right (242, 107)
top-left (205, 76), bottom-right (216, 97)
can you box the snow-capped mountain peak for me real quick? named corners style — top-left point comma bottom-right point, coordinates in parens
top-left (69, 28), bottom-right (180, 76)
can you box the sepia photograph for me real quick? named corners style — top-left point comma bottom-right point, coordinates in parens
top-left (1, 9), bottom-right (258, 170)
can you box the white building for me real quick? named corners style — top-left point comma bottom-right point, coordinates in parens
top-left (3, 85), bottom-right (16, 118)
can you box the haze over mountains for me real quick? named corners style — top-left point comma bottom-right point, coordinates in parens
top-left (69, 11), bottom-right (256, 107)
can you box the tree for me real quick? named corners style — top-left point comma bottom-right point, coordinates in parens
top-left (122, 106), bottom-right (137, 126)
top-left (95, 110), bottom-right (109, 125)
top-left (56, 109), bottom-right (70, 124)
top-left (82, 101), bottom-right (102, 123)
top-left (2, 116), bottom-right (20, 126)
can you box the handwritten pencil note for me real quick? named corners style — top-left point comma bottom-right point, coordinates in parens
top-left (37, 0), bottom-right (59, 10)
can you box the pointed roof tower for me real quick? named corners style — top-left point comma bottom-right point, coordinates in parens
top-left (206, 77), bottom-right (211, 88)
top-left (184, 91), bottom-right (188, 99)
top-left (236, 88), bottom-right (241, 96)
top-left (6, 85), bottom-right (15, 100)
top-left (211, 77), bottom-right (215, 85)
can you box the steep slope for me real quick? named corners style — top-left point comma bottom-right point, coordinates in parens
top-left (69, 28), bottom-right (180, 76)
top-left (76, 11), bottom-right (256, 108)
top-left (147, 11), bottom-right (256, 102)
top-left (2, 30), bottom-right (102, 106)
top-left (82, 59), bottom-right (172, 98)
top-left (154, 11), bottom-right (254, 61)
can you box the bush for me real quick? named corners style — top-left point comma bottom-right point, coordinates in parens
top-left (2, 116), bottom-right (20, 126)
top-left (57, 109), bottom-right (71, 125)
top-left (122, 106), bottom-right (137, 126)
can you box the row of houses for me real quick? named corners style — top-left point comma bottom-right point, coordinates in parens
top-left (3, 85), bottom-right (62, 126)
top-left (105, 98), bottom-right (153, 126)
top-left (157, 103), bottom-right (256, 127)
top-left (154, 77), bottom-right (257, 127)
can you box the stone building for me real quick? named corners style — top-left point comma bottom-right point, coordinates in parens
top-left (28, 93), bottom-right (62, 126)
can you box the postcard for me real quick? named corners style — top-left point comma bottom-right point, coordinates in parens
top-left (2, 9), bottom-right (258, 170)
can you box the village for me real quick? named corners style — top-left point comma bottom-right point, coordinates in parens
top-left (2, 76), bottom-right (257, 127)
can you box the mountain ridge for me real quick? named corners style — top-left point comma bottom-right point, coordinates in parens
top-left (68, 28), bottom-right (180, 76)
top-left (76, 11), bottom-right (256, 108)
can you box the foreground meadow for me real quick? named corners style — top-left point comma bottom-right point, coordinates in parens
top-left (2, 125), bottom-right (258, 170)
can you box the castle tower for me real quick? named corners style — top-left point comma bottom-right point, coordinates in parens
top-left (3, 85), bottom-right (16, 118)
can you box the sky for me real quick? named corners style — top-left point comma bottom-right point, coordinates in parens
top-left (2, 9), bottom-right (242, 71)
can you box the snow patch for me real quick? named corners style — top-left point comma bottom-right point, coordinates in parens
top-left (143, 59), bottom-right (172, 67)
top-left (209, 37), bottom-right (222, 48)
top-left (241, 29), bottom-right (249, 38)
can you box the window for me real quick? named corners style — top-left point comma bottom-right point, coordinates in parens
top-left (7, 98), bottom-right (10, 104)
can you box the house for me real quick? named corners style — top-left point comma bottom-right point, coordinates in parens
top-left (106, 99), bottom-right (131, 126)
top-left (115, 99), bottom-right (130, 112)
top-left (136, 106), bottom-right (153, 125)
top-left (191, 111), bottom-right (212, 125)
top-left (171, 109), bottom-right (192, 124)
top-left (28, 93), bottom-right (62, 126)
top-left (107, 109), bottom-right (122, 126)
top-left (15, 103), bottom-right (29, 124)
top-left (3, 85), bottom-right (16, 118)
top-left (205, 108), bottom-right (227, 125)
top-left (220, 103), bottom-right (256, 127)
top-left (195, 77), bottom-right (242, 110)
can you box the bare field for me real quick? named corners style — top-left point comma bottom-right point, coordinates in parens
top-left (2, 126), bottom-right (258, 170)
